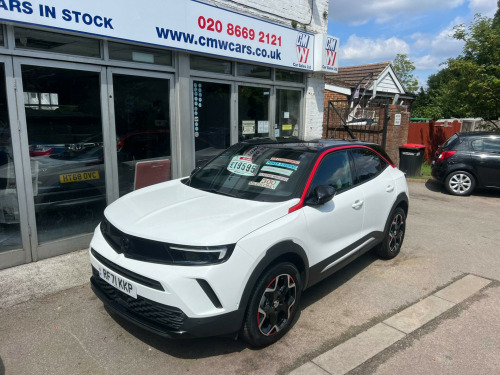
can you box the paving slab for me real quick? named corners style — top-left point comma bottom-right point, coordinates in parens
top-left (289, 361), bottom-right (330, 375)
top-left (434, 274), bottom-right (491, 304)
top-left (311, 323), bottom-right (405, 375)
top-left (383, 295), bottom-right (455, 334)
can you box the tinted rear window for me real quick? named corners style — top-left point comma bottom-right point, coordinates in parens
top-left (443, 134), bottom-right (459, 149)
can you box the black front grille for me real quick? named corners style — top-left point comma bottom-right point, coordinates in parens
top-left (92, 267), bottom-right (186, 331)
top-left (99, 216), bottom-right (234, 265)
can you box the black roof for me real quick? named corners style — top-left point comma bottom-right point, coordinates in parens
top-left (241, 137), bottom-right (377, 150)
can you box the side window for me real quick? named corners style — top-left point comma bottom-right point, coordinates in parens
top-left (471, 139), bottom-right (483, 151)
top-left (350, 148), bottom-right (388, 183)
top-left (483, 137), bottom-right (500, 154)
top-left (310, 151), bottom-right (353, 193)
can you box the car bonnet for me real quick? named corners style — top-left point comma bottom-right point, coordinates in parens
top-left (103, 178), bottom-right (295, 246)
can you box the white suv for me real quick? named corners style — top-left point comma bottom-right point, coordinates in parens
top-left (89, 139), bottom-right (409, 346)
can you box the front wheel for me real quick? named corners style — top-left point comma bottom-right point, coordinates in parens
top-left (241, 262), bottom-right (302, 347)
top-left (445, 171), bottom-right (475, 196)
top-left (376, 207), bottom-right (406, 259)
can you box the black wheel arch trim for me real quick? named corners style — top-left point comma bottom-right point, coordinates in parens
top-left (236, 240), bottom-right (309, 326)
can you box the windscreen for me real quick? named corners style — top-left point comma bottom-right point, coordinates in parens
top-left (186, 143), bottom-right (316, 202)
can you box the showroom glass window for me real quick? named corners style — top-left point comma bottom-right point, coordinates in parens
top-left (14, 27), bottom-right (100, 58)
top-left (193, 81), bottom-right (231, 167)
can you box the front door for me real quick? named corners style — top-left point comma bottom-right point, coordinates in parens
top-left (105, 69), bottom-right (175, 200)
top-left (13, 59), bottom-right (107, 261)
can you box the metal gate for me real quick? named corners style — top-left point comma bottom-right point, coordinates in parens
top-left (325, 99), bottom-right (389, 148)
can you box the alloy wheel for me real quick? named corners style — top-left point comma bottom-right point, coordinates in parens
top-left (449, 173), bottom-right (472, 194)
top-left (257, 274), bottom-right (296, 336)
top-left (388, 213), bottom-right (405, 253)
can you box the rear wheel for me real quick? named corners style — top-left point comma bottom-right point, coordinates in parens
top-left (445, 171), bottom-right (475, 196)
top-left (241, 262), bottom-right (301, 347)
top-left (376, 207), bottom-right (406, 259)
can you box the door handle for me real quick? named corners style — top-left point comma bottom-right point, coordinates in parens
top-left (352, 200), bottom-right (364, 209)
top-left (386, 185), bottom-right (394, 192)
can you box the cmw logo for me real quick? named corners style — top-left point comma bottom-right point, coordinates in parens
top-left (296, 33), bottom-right (311, 63)
top-left (325, 37), bottom-right (338, 67)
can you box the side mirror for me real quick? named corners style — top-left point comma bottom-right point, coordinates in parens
top-left (306, 185), bottom-right (336, 206)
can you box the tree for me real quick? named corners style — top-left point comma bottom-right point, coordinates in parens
top-left (413, 4), bottom-right (500, 128)
top-left (392, 53), bottom-right (419, 93)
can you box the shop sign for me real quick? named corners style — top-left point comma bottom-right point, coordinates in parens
top-left (0, 0), bottom-right (316, 70)
top-left (314, 34), bottom-right (340, 73)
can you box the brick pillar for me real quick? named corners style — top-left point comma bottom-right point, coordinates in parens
top-left (384, 105), bottom-right (410, 166)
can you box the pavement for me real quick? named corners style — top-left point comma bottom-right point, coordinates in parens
top-left (0, 179), bottom-right (499, 375)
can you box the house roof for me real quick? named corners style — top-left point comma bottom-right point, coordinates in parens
top-left (325, 61), bottom-right (410, 98)
top-left (326, 61), bottom-right (392, 88)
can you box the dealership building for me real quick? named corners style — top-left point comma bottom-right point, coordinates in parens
top-left (0, 0), bottom-right (335, 269)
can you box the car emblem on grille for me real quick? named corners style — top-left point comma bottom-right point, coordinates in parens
top-left (120, 237), bottom-right (131, 253)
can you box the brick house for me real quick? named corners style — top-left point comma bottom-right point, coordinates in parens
top-left (323, 62), bottom-right (416, 165)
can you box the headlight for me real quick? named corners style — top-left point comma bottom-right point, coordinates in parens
top-left (168, 245), bottom-right (234, 265)
top-left (100, 216), bottom-right (235, 266)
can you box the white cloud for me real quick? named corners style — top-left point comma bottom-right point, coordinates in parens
top-left (469, 0), bottom-right (498, 16)
top-left (410, 18), bottom-right (465, 62)
top-left (340, 35), bottom-right (410, 61)
top-left (329, 0), bottom-right (466, 25)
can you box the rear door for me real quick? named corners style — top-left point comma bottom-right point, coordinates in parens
top-left (471, 136), bottom-right (500, 187)
top-left (350, 148), bottom-right (396, 238)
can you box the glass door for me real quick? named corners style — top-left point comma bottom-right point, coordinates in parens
top-left (13, 59), bottom-right (107, 261)
top-left (238, 85), bottom-right (270, 142)
top-left (275, 88), bottom-right (302, 138)
top-left (106, 68), bottom-right (175, 200)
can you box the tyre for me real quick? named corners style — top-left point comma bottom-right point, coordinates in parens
top-left (241, 262), bottom-right (302, 347)
top-left (376, 207), bottom-right (406, 259)
top-left (445, 171), bottom-right (475, 196)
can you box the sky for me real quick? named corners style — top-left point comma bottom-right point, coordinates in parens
top-left (327, 0), bottom-right (498, 89)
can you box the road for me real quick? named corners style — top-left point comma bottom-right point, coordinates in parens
top-left (0, 180), bottom-right (499, 375)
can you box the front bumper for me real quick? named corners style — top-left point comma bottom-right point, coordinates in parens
top-left (89, 225), bottom-right (255, 338)
top-left (90, 267), bottom-right (242, 338)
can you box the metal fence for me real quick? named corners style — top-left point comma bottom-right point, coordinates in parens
top-left (325, 99), bottom-right (389, 148)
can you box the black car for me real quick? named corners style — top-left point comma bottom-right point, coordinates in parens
top-left (431, 132), bottom-right (500, 196)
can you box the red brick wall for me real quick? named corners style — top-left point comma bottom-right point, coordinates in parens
top-left (407, 120), bottom-right (461, 162)
top-left (385, 105), bottom-right (410, 167)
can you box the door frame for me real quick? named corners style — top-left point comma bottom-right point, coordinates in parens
top-left (0, 56), bottom-right (32, 269)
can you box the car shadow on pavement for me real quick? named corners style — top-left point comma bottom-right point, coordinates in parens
top-left (104, 250), bottom-right (379, 357)
top-left (300, 251), bottom-right (378, 310)
top-left (104, 305), bottom-right (248, 358)
top-left (0, 355), bottom-right (5, 375)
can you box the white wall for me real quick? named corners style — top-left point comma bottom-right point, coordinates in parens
top-left (209, 0), bottom-right (329, 33)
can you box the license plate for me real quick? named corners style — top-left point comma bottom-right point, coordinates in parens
top-left (98, 265), bottom-right (137, 299)
top-left (59, 170), bottom-right (99, 183)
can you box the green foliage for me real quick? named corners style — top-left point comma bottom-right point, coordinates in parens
top-left (392, 53), bottom-right (419, 93)
top-left (413, 5), bottom-right (500, 125)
